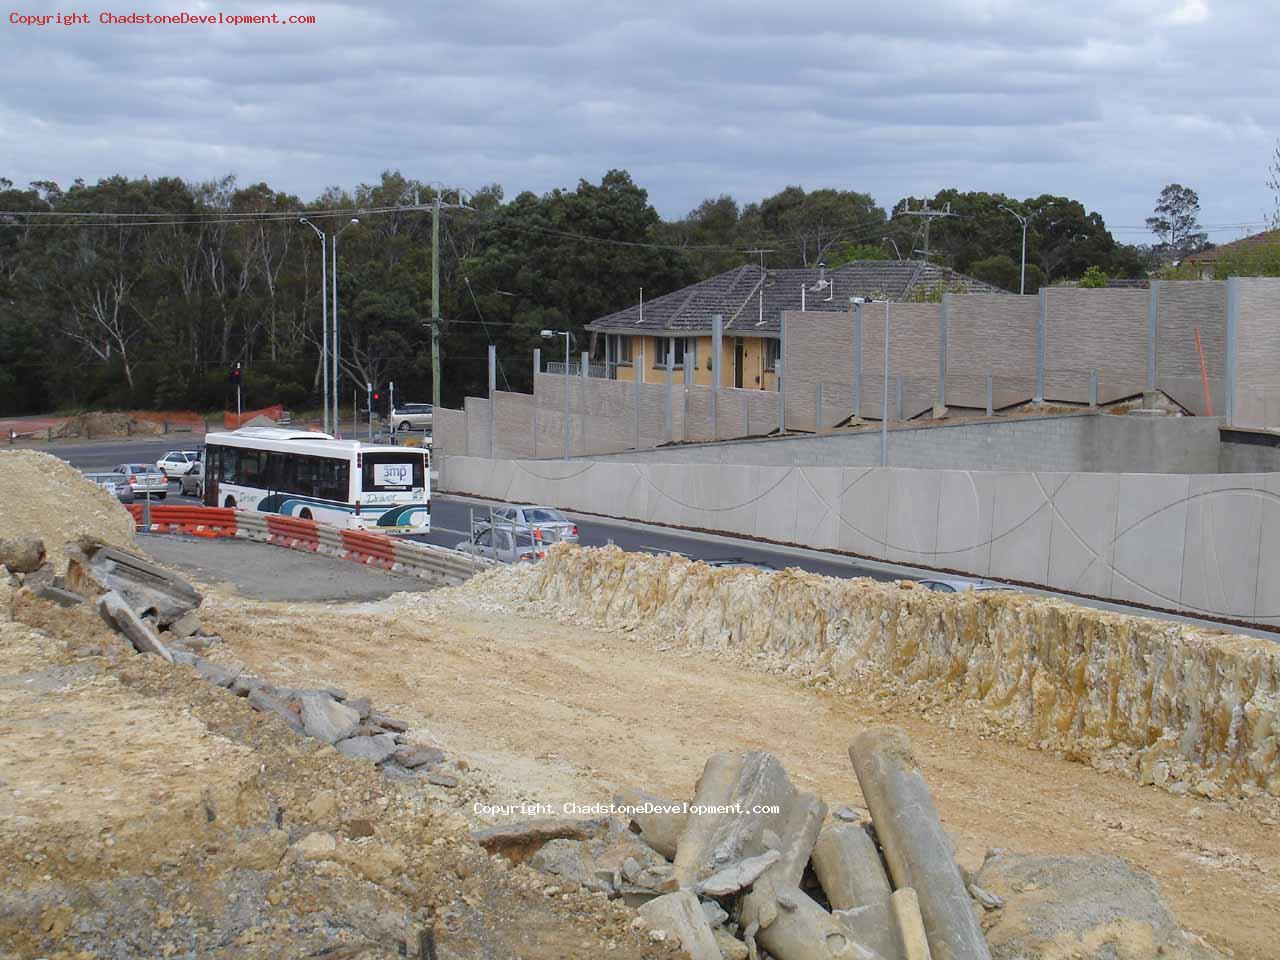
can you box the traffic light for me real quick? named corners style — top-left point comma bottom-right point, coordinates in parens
top-left (229, 365), bottom-right (242, 386)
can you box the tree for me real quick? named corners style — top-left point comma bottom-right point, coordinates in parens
top-left (1146, 184), bottom-right (1208, 254)
top-left (1079, 265), bottom-right (1108, 287)
top-left (1268, 140), bottom-right (1280, 230)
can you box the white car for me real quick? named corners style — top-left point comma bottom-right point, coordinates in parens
top-left (490, 505), bottom-right (579, 543)
top-left (156, 450), bottom-right (199, 478)
top-left (389, 403), bottom-right (433, 432)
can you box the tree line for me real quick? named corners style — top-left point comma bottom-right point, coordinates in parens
top-left (0, 170), bottom-right (1175, 416)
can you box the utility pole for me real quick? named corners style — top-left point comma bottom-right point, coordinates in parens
top-left (900, 200), bottom-right (956, 263)
top-left (746, 249), bottom-right (775, 325)
top-left (299, 218), bottom-right (329, 432)
top-left (431, 195), bottom-right (442, 410)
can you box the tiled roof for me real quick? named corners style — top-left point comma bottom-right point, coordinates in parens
top-left (586, 261), bottom-right (1006, 336)
top-left (1184, 230), bottom-right (1280, 264)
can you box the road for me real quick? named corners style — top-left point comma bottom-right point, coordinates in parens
top-left (41, 436), bottom-right (1278, 637)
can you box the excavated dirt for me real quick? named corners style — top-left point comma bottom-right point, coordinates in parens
top-left (189, 554), bottom-right (1280, 960)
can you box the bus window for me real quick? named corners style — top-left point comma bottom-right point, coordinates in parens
top-left (318, 459), bottom-right (350, 502)
top-left (361, 453), bottom-right (424, 492)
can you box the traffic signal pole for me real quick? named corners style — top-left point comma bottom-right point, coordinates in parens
top-left (431, 196), bottom-right (441, 410)
top-left (367, 382), bottom-right (374, 440)
top-left (236, 363), bottom-right (242, 419)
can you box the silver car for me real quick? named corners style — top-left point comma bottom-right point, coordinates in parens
top-left (491, 505), bottom-right (578, 543)
top-left (454, 525), bottom-right (546, 563)
top-left (113, 463), bottom-right (168, 499)
top-left (917, 578), bottom-right (1013, 594)
top-left (179, 461), bottom-right (205, 498)
top-left (389, 403), bottom-right (433, 432)
top-left (83, 470), bottom-right (133, 502)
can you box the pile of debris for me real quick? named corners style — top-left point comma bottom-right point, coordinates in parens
top-left (477, 734), bottom-right (1222, 960)
top-left (2, 535), bottom-right (462, 788)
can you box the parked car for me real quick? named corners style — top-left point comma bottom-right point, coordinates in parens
top-left (156, 449), bottom-right (199, 477)
top-left (453, 525), bottom-right (546, 563)
top-left (112, 463), bottom-right (168, 499)
top-left (917, 578), bottom-right (1013, 593)
top-left (83, 470), bottom-right (133, 502)
top-left (489, 505), bottom-right (578, 543)
top-left (703, 557), bottom-right (781, 572)
top-left (179, 461), bottom-right (204, 498)
top-left (389, 403), bottom-right (433, 432)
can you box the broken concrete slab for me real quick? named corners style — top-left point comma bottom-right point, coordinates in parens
top-left (95, 590), bottom-right (174, 662)
top-left (368, 712), bottom-right (408, 732)
top-left (834, 903), bottom-right (900, 960)
top-left (345, 696), bottom-right (373, 719)
top-left (298, 691), bottom-right (360, 744)
top-left (78, 543), bottom-right (201, 628)
top-left (614, 786), bottom-right (688, 860)
top-left (694, 849), bottom-right (780, 897)
top-left (529, 838), bottom-right (603, 891)
top-left (193, 658), bottom-right (241, 688)
top-left (700, 899), bottom-right (728, 928)
top-left (1, 537), bottom-right (45, 573)
top-left (171, 649), bottom-right (198, 667)
top-left (672, 751), bottom-right (798, 888)
top-left (812, 822), bottom-right (894, 912)
top-left (637, 890), bottom-right (722, 960)
top-left (471, 818), bottom-right (609, 863)
top-left (230, 674), bottom-right (265, 698)
top-left (742, 876), bottom-right (886, 960)
top-left (31, 583), bottom-right (84, 607)
top-left (168, 610), bottom-right (201, 638)
top-left (426, 771), bottom-right (460, 788)
top-left (335, 733), bottom-right (398, 763)
top-left (850, 727), bottom-right (991, 960)
top-left (766, 789), bottom-right (826, 887)
top-left (891, 888), bottom-right (932, 960)
top-left (393, 745), bottom-right (446, 769)
top-left (714, 926), bottom-right (749, 960)
top-left (248, 688), bottom-right (305, 735)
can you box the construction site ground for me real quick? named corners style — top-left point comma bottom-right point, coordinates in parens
top-left (188, 559), bottom-right (1280, 960)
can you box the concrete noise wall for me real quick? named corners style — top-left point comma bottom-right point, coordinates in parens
top-left (1044, 287), bottom-right (1149, 403)
top-left (443, 455), bottom-right (1280, 628)
top-left (529, 546), bottom-right (1280, 798)
top-left (946, 294), bottom-right (1039, 409)
top-left (1156, 281), bottom-right (1227, 415)
top-left (1232, 277), bottom-right (1280, 429)
top-left (492, 391), bottom-right (536, 460)
top-left (432, 407), bottom-right (466, 459)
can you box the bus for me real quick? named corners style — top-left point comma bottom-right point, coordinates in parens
top-left (202, 427), bottom-right (430, 534)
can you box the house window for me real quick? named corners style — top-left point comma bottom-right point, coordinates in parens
top-left (659, 337), bottom-right (696, 368)
top-left (764, 339), bottom-right (780, 371)
top-left (609, 334), bottom-right (633, 365)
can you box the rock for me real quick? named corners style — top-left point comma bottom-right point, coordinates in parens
top-left (1, 537), bottom-right (45, 573)
top-left (700, 899), bottom-right (728, 928)
top-left (976, 853), bottom-right (1227, 960)
top-left (168, 610), bottom-right (202, 638)
top-left (967, 883), bottom-right (1004, 911)
top-left (291, 831), bottom-right (337, 861)
top-left (713, 927), bottom-right (749, 960)
top-left (637, 890), bottom-right (722, 960)
top-left (694, 849), bottom-right (781, 897)
top-left (248, 688), bottom-right (305, 735)
top-left (230, 674), bottom-right (265, 698)
top-left (614, 787), bottom-right (689, 860)
top-left (368, 712), bottom-right (409, 732)
top-left (345, 696), bottom-right (372, 719)
top-left (832, 805), bottom-right (870, 823)
top-left (194, 658), bottom-right (241, 688)
top-left (892, 887), bottom-right (932, 960)
top-left (529, 839), bottom-right (598, 889)
top-left (31, 583), bottom-right (84, 607)
top-left (393, 745), bottom-right (446, 769)
top-left (95, 590), bottom-right (174, 662)
top-left (323, 686), bottom-right (349, 701)
top-left (305, 790), bottom-right (338, 823)
top-left (227, 829), bottom-right (288, 870)
top-left (78, 543), bottom-right (201, 628)
top-left (380, 760), bottom-right (419, 781)
top-left (427, 771), bottom-right (460, 788)
top-left (298, 691), bottom-right (360, 744)
top-left (171, 649), bottom-right (199, 667)
top-left (335, 733), bottom-right (398, 763)
top-left (472, 818), bottom-right (609, 863)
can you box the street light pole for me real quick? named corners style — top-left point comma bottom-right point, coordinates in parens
top-left (998, 205), bottom-right (1030, 295)
top-left (300, 218), bottom-right (329, 433)
top-left (331, 218), bottom-right (359, 438)
top-left (431, 195), bottom-right (442, 410)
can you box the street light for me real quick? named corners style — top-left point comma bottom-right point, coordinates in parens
top-left (881, 237), bottom-right (903, 260)
top-left (997, 205), bottom-right (1031, 295)
top-left (541, 328), bottom-right (572, 460)
top-left (299, 218), bottom-right (329, 432)
top-left (331, 217), bottom-right (359, 438)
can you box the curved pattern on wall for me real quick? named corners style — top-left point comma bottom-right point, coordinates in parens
top-left (446, 456), bottom-right (1280, 626)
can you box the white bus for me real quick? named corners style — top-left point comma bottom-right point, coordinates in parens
top-left (202, 427), bottom-right (430, 534)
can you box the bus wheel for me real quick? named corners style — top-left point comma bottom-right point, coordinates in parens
top-left (299, 508), bottom-right (313, 521)
top-left (224, 496), bottom-right (236, 509)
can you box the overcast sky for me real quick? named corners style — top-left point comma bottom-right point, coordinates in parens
top-left (1, 0), bottom-right (1275, 242)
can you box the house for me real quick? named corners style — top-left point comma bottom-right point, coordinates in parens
top-left (1183, 229), bottom-right (1280, 279)
top-left (584, 260), bottom-right (1005, 388)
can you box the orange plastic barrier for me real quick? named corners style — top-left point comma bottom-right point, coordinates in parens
top-left (340, 529), bottom-right (397, 570)
top-left (267, 515), bottom-right (320, 552)
top-left (127, 505), bottom-right (238, 537)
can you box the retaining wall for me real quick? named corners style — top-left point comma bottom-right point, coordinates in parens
top-left (442, 454), bottom-right (1280, 627)
top-left (527, 546), bottom-right (1280, 797)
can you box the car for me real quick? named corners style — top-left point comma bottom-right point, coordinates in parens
top-left (703, 557), bottom-right (781, 572)
top-left (156, 449), bottom-right (199, 477)
top-left (83, 470), bottom-right (133, 502)
top-left (112, 463), bottom-right (168, 499)
top-left (389, 403), bottom-right (433, 432)
top-left (489, 505), bottom-right (579, 543)
top-left (453, 525), bottom-right (546, 563)
top-left (917, 578), bottom-right (1013, 594)
top-left (179, 461), bottom-right (204, 499)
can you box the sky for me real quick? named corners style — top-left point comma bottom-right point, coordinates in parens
top-left (1, 0), bottom-right (1277, 243)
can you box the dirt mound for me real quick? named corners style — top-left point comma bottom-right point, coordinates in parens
top-left (0, 451), bottom-right (136, 569)
top-left (53, 410), bottom-right (204, 439)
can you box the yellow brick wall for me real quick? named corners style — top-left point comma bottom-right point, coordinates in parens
top-left (609, 333), bottom-right (777, 390)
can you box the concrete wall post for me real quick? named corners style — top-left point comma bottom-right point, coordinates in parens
top-left (985, 373), bottom-right (994, 416)
top-left (580, 351), bottom-right (590, 455)
top-left (779, 316), bottom-right (787, 433)
top-left (854, 301), bottom-right (863, 418)
top-left (816, 382), bottom-right (824, 434)
top-left (895, 376), bottom-right (904, 421)
top-left (1226, 277), bottom-right (1239, 426)
top-left (532, 348), bottom-right (540, 457)
top-left (1089, 369), bottom-right (1098, 410)
top-left (665, 351), bottom-right (674, 443)
top-left (487, 345), bottom-right (496, 459)
top-left (635, 361), bottom-right (642, 449)
top-left (712, 314), bottom-right (723, 440)
top-left (938, 294), bottom-right (949, 410)
top-left (1036, 287), bottom-right (1047, 402)
top-left (683, 353), bottom-right (693, 442)
top-left (849, 727), bottom-right (992, 960)
top-left (1147, 279), bottom-right (1160, 392)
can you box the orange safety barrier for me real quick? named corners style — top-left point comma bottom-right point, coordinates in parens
top-left (127, 505), bottom-right (238, 537)
top-left (224, 404), bottom-right (285, 430)
top-left (267, 514), bottom-right (320, 552)
top-left (340, 529), bottom-right (397, 570)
